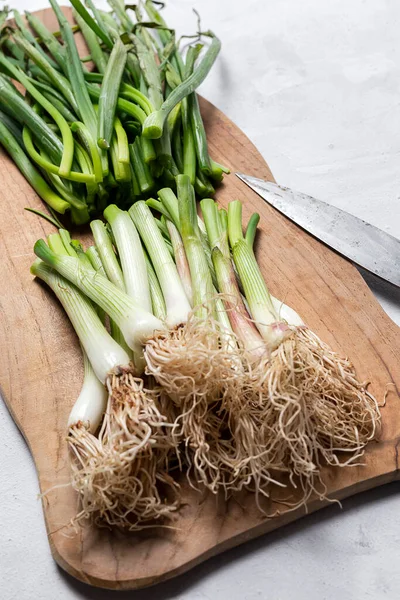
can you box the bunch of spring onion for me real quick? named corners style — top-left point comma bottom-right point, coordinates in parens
top-left (197, 197), bottom-right (381, 508)
top-left (32, 232), bottom-right (179, 530)
top-left (0, 0), bottom-right (228, 226)
top-left (32, 179), bottom-right (381, 526)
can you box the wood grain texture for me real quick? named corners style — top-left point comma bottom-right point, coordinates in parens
top-left (1, 8), bottom-right (400, 591)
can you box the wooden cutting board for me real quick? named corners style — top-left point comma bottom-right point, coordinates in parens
top-left (1, 7), bottom-right (400, 591)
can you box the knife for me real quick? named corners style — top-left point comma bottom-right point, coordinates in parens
top-left (236, 173), bottom-right (400, 289)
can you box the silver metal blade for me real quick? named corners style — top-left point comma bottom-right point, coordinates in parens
top-left (236, 173), bottom-right (400, 289)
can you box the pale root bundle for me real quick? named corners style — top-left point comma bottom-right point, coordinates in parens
top-left (144, 314), bottom-right (242, 402)
top-left (68, 370), bottom-right (179, 530)
top-left (144, 311), bottom-right (247, 492)
top-left (233, 325), bottom-right (382, 509)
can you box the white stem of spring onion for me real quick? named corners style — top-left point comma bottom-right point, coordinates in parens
top-left (90, 219), bottom-right (125, 290)
top-left (34, 242), bottom-right (165, 354)
top-left (166, 220), bottom-right (193, 307)
top-left (67, 348), bottom-right (108, 432)
top-left (31, 259), bottom-right (131, 382)
top-left (104, 205), bottom-right (152, 313)
top-left (228, 201), bottom-right (291, 348)
top-left (271, 296), bottom-right (304, 327)
top-left (129, 201), bottom-right (191, 328)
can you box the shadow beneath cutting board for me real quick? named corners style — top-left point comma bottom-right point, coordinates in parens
top-left (59, 481), bottom-right (400, 599)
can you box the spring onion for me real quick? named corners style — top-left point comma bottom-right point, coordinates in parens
top-left (0, 120), bottom-right (70, 214)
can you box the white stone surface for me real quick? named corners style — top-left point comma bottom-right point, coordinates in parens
top-left (1, 1), bottom-right (400, 598)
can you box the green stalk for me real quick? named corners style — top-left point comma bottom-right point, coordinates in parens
top-left (3, 38), bottom-right (25, 62)
top-left (25, 11), bottom-right (66, 68)
top-left (169, 55), bottom-right (196, 183)
top-left (108, 0), bottom-right (134, 32)
top-left (157, 187), bottom-right (180, 229)
top-left (0, 55), bottom-right (74, 176)
top-left (73, 141), bottom-right (97, 199)
top-left (48, 231), bottom-right (67, 255)
top-left (145, 198), bottom-right (173, 221)
top-left (0, 120), bottom-right (69, 214)
top-left (140, 136), bottom-right (156, 164)
top-left (0, 74), bottom-right (24, 100)
top-left (143, 251), bottom-right (167, 321)
top-left (157, 215), bottom-right (171, 240)
top-left (130, 33), bottom-right (163, 110)
top-left (167, 102), bottom-right (181, 136)
top-left (44, 170), bottom-right (87, 212)
top-left (142, 35), bottom-right (221, 138)
top-left (72, 9), bottom-right (107, 74)
top-left (129, 201), bottom-right (191, 327)
top-left (177, 175), bottom-right (214, 318)
top-left (172, 124), bottom-right (183, 172)
top-left (34, 240), bottom-right (164, 353)
top-left (27, 80), bottom-right (78, 122)
top-left (69, 0), bottom-right (113, 49)
top-left (97, 9), bottom-right (120, 38)
top-left (22, 125), bottom-right (95, 184)
top-left (194, 168), bottom-right (215, 198)
top-left (12, 9), bottom-right (59, 69)
top-left (182, 121), bottom-right (196, 185)
top-left (0, 109), bottom-right (23, 145)
top-left (154, 125), bottom-right (172, 167)
top-left (82, 72), bottom-right (103, 83)
top-left (49, 0), bottom-right (98, 143)
top-left (31, 259), bottom-right (130, 382)
top-left (245, 213), bottom-right (260, 249)
top-left (169, 157), bottom-right (180, 177)
top-left (166, 219), bottom-right (193, 306)
top-left (97, 38), bottom-right (127, 149)
top-left (129, 140), bottom-right (155, 194)
top-left (38, 146), bottom-right (88, 212)
top-left (90, 219), bottom-right (125, 291)
top-left (71, 239), bottom-right (97, 269)
top-left (24, 207), bottom-right (64, 229)
top-left (0, 78), bottom-right (63, 163)
top-left (104, 205), bottom-right (152, 313)
top-left (210, 158), bottom-right (230, 180)
top-left (120, 83), bottom-right (154, 115)
top-left (85, 245), bottom-right (106, 273)
top-left (86, 245), bottom-right (134, 361)
top-left (125, 53), bottom-right (141, 89)
top-left (200, 198), bottom-right (224, 253)
top-left (113, 117), bottom-right (129, 164)
top-left (71, 121), bottom-right (104, 182)
top-left (189, 92), bottom-right (212, 175)
top-left (58, 230), bottom-right (77, 257)
top-left (201, 199), bottom-right (266, 357)
top-left (130, 164), bottom-right (141, 197)
top-left (129, 30), bottom-right (172, 166)
top-left (110, 134), bottom-right (131, 182)
top-left (12, 31), bottom-right (79, 116)
top-left (144, 1), bottom-right (169, 44)
top-left (158, 185), bottom-right (217, 287)
top-left (87, 83), bottom-right (148, 125)
top-left (228, 201), bottom-right (289, 348)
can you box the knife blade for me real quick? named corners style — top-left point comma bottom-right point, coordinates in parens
top-left (236, 173), bottom-right (400, 289)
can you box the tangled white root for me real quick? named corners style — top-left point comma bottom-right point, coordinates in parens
top-left (144, 314), bottom-right (246, 492)
top-left (68, 370), bottom-right (179, 530)
top-left (227, 326), bottom-right (382, 510)
top-left (69, 323), bottom-right (382, 521)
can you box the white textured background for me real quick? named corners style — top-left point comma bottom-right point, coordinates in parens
top-left (1, 1), bottom-right (400, 598)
